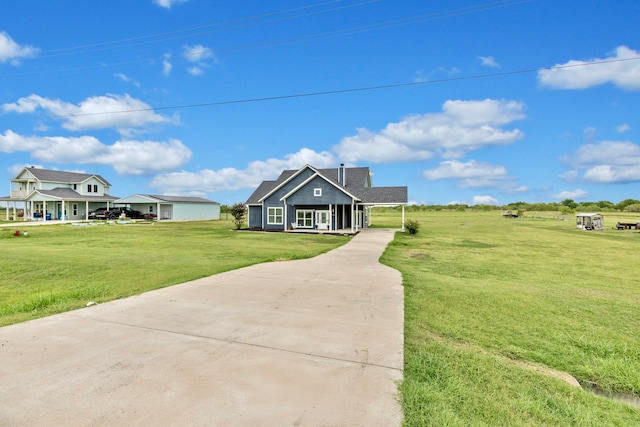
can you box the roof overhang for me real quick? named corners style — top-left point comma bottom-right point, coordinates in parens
top-left (280, 172), bottom-right (360, 202)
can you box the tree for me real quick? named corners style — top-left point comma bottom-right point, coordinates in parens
top-left (229, 203), bottom-right (247, 229)
top-left (561, 199), bottom-right (577, 210)
top-left (616, 198), bottom-right (640, 211)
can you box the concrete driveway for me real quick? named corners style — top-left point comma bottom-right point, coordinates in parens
top-left (0, 228), bottom-right (404, 426)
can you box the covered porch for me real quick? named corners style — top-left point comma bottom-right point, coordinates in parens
top-left (284, 203), bottom-right (405, 234)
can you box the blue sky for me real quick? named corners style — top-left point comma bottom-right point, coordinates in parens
top-left (1, 0), bottom-right (639, 205)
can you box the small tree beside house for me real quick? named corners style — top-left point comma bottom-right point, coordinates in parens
top-left (229, 203), bottom-right (247, 230)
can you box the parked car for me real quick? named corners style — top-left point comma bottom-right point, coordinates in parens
top-left (88, 207), bottom-right (109, 219)
top-left (106, 207), bottom-right (145, 219)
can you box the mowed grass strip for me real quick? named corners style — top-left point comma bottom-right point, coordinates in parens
top-left (0, 220), bottom-right (349, 326)
top-left (374, 209), bottom-right (640, 425)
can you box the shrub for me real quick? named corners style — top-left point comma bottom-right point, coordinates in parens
top-left (229, 202), bottom-right (247, 230)
top-left (405, 219), bottom-right (420, 235)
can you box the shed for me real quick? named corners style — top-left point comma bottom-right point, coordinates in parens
top-left (115, 194), bottom-right (220, 221)
top-left (576, 213), bottom-right (603, 230)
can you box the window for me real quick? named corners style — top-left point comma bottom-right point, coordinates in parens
top-left (296, 210), bottom-right (313, 228)
top-left (73, 184), bottom-right (77, 190)
top-left (87, 184), bottom-right (92, 193)
top-left (314, 188), bottom-right (322, 197)
top-left (72, 204), bottom-right (78, 216)
top-left (267, 207), bottom-right (283, 225)
top-left (93, 184), bottom-right (98, 193)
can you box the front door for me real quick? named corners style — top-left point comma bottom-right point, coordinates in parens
top-left (315, 210), bottom-right (330, 230)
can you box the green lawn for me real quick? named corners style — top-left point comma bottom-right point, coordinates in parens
top-left (3, 212), bottom-right (640, 425)
top-left (373, 209), bottom-right (640, 425)
top-left (0, 220), bottom-right (349, 326)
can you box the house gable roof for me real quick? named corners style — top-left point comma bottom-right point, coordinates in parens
top-left (257, 164), bottom-right (321, 203)
top-left (27, 188), bottom-right (119, 202)
top-left (15, 167), bottom-right (111, 186)
top-left (246, 164), bottom-right (408, 206)
top-left (279, 172), bottom-right (360, 201)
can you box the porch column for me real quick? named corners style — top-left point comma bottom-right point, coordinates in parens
top-left (157, 202), bottom-right (161, 220)
top-left (85, 201), bottom-right (89, 221)
top-left (4, 201), bottom-right (7, 221)
top-left (43, 201), bottom-right (47, 221)
top-left (329, 204), bottom-right (332, 231)
top-left (351, 201), bottom-right (355, 234)
top-left (283, 198), bottom-right (287, 231)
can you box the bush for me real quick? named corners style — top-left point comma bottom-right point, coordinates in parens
top-left (405, 219), bottom-right (420, 235)
top-left (229, 202), bottom-right (247, 230)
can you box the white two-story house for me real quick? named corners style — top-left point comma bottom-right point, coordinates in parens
top-left (1, 167), bottom-right (119, 221)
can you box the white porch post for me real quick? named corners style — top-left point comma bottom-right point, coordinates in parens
top-left (329, 204), bottom-right (332, 231)
top-left (157, 202), bottom-right (161, 220)
top-left (283, 198), bottom-right (287, 231)
top-left (85, 201), bottom-right (89, 220)
top-left (43, 201), bottom-right (47, 221)
top-left (351, 201), bottom-right (355, 234)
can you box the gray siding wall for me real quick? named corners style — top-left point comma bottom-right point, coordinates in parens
top-left (286, 176), bottom-right (353, 205)
top-left (262, 169), bottom-right (316, 230)
top-left (248, 205), bottom-right (262, 228)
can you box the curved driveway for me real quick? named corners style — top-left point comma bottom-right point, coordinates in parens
top-left (0, 228), bottom-right (404, 426)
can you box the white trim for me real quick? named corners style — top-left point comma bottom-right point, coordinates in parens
top-left (267, 206), bottom-right (284, 225)
top-left (258, 164), bottom-right (322, 203)
top-left (279, 172), bottom-right (360, 202)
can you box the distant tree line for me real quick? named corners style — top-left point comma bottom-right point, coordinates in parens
top-left (379, 198), bottom-right (640, 213)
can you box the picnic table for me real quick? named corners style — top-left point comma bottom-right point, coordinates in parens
top-left (616, 222), bottom-right (640, 230)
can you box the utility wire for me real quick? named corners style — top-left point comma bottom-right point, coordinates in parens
top-left (0, 0), bottom-right (530, 78)
top-left (34, 0), bottom-right (380, 59)
top-left (54, 55), bottom-right (640, 119)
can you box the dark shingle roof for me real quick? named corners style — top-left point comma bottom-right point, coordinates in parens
top-left (35, 188), bottom-right (119, 201)
top-left (23, 167), bottom-right (111, 186)
top-left (357, 187), bottom-right (408, 204)
top-left (246, 165), bottom-right (407, 205)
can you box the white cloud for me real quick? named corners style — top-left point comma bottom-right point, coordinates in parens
top-left (423, 159), bottom-right (508, 181)
top-left (182, 44), bottom-right (215, 76)
top-left (553, 189), bottom-right (588, 200)
top-left (0, 31), bottom-right (39, 64)
top-left (162, 53), bottom-right (173, 75)
top-left (0, 130), bottom-right (191, 176)
top-left (563, 140), bottom-right (640, 183)
top-left (183, 44), bottom-right (214, 62)
top-left (153, 0), bottom-right (189, 9)
top-left (2, 93), bottom-right (176, 135)
top-left (422, 159), bottom-right (526, 192)
top-left (616, 123), bottom-right (631, 133)
top-left (333, 99), bottom-right (525, 163)
top-left (187, 66), bottom-right (204, 76)
top-left (558, 170), bottom-right (579, 182)
top-left (538, 46), bottom-right (640, 90)
top-left (150, 148), bottom-right (335, 194)
top-left (115, 73), bottom-right (140, 88)
top-left (479, 56), bottom-right (500, 68)
top-left (471, 195), bottom-right (500, 205)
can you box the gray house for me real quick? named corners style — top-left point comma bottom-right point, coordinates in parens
top-left (246, 164), bottom-right (408, 233)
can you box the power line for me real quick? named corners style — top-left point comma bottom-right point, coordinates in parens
top-left (54, 55), bottom-right (640, 119)
top-left (33, 0), bottom-right (380, 59)
top-left (0, 0), bottom-right (530, 79)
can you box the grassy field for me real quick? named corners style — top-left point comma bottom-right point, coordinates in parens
top-left (372, 209), bottom-right (640, 425)
top-left (3, 212), bottom-right (640, 424)
top-left (0, 219), bottom-right (349, 326)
